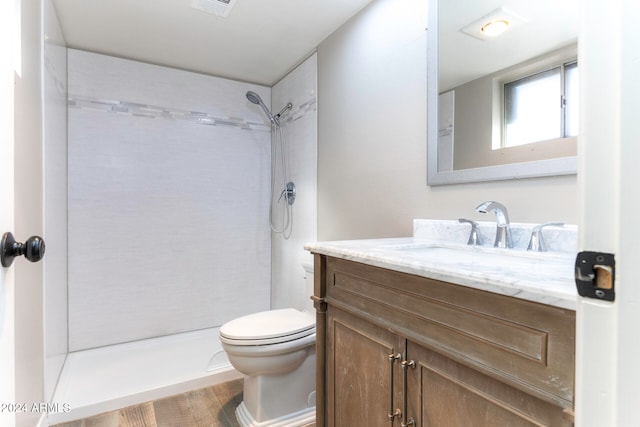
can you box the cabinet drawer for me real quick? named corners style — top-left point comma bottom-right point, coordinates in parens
top-left (324, 257), bottom-right (575, 407)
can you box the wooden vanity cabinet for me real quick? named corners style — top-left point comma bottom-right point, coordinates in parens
top-left (313, 255), bottom-right (576, 427)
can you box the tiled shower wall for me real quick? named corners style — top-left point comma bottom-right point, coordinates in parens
top-left (271, 54), bottom-right (318, 311)
top-left (67, 50), bottom-right (272, 351)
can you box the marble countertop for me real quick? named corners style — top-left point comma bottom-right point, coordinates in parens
top-left (304, 237), bottom-right (578, 311)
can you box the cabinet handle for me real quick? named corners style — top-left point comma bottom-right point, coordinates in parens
top-left (388, 353), bottom-right (402, 422)
top-left (401, 359), bottom-right (416, 427)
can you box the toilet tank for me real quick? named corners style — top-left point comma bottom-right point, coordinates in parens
top-left (302, 263), bottom-right (314, 312)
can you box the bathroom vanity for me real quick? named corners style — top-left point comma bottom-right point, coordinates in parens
top-left (306, 221), bottom-right (577, 427)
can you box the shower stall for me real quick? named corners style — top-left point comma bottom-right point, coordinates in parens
top-left (45, 46), bottom-right (317, 424)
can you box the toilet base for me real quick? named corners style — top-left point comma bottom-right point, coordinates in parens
top-left (235, 401), bottom-right (315, 427)
top-left (237, 349), bottom-right (316, 423)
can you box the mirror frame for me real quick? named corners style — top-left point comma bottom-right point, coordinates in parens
top-left (426, 0), bottom-right (577, 186)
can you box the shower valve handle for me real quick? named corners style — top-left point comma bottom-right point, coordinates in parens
top-left (278, 188), bottom-right (287, 203)
top-left (277, 182), bottom-right (296, 206)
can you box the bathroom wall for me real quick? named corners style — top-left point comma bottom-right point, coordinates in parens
top-left (271, 54), bottom-right (318, 311)
top-left (43, 0), bottom-right (68, 402)
top-left (316, 0), bottom-right (578, 241)
top-left (67, 50), bottom-right (272, 351)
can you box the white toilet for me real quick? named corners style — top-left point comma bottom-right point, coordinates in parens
top-left (219, 266), bottom-right (316, 427)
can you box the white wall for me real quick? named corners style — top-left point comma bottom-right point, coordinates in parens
top-left (67, 50), bottom-right (272, 351)
top-left (317, 0), bottom-right (578, 242)
top-left (271, 54), bottom-right (317, 312)
top-left (43, 0), bottom-right (68, 402)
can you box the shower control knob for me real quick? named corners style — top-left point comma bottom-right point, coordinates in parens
top-left (1, 232), bottom-right (46, 267)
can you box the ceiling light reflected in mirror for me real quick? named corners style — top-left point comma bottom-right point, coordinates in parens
top-left (460, 8), bottom-right (525, 41)
top-left (481, 20), bottom-right (509, 37)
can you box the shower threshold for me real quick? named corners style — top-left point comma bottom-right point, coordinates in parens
top-left (48, 327), bottom-right (241, 425)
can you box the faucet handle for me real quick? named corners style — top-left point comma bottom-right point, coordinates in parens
top-left (527, 222), bottom-right (564, 252)
top-left (458, 218), bottom-right (482, 246)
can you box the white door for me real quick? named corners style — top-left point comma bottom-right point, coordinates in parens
top-left (576, 0), bottom-right (640, 425)
top-left (0, 1), bottom-right (18, 426)
top-left (1, 1), bottom-right (46, 426)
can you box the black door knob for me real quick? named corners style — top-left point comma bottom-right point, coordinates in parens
top-left (1, 232), bottom-right (46, 267)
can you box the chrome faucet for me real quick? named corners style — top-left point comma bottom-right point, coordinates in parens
top-left (475, 201), bottom-right (512, 248)
top-left (527, 222), bottom-right (564, 252)
top-left (458, 218), bottom-right (482, 246)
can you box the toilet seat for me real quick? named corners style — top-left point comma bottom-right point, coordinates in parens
top-left (220, 308), bottom-right (315, 346)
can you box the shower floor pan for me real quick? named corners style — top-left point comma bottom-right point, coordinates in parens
top-left (48, 326), bottom-right (241, 425)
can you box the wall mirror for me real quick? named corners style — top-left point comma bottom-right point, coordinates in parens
top-left (427, 0), bottom-right (579, 185)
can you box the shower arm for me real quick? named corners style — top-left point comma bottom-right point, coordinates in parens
top-left (275, 103), bottom-right (293, 119)
top-left (273, 103), bottom-right (293, 124)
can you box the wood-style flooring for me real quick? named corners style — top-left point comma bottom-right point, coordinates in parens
top-left (52, 379), bottom-right (243, 427)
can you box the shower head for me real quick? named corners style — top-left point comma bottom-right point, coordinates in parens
top-left (246, 91), bottom-right (263, 105)
top-left (245, 91), bottom-right (293, 126)
top-left (246, 91), bottom-right (276, 124)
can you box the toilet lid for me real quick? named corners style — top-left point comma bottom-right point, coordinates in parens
top-left (220, 308), bottom-right (315, 345)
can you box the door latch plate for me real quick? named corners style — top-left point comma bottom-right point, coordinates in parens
top-left (575, 251), bottom-right (615, 301)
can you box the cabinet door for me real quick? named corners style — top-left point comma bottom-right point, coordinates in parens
top-left (327, 306), bottom-right (404, 427)
top-left (406, 340), bottom-right (573, 427)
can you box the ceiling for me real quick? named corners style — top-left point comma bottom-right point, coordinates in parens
top-left (51, 0), bottom-right (374, 86)
top-left (51, 0), bottom-right (578, 91)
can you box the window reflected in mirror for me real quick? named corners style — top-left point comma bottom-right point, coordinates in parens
top-left (440, 45), bottom-right (578, 171)
top-left (503, 61), bottom-right (579, 148)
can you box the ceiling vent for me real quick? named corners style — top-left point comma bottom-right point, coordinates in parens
top-left (191, 0), bottom-right (237, 18)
